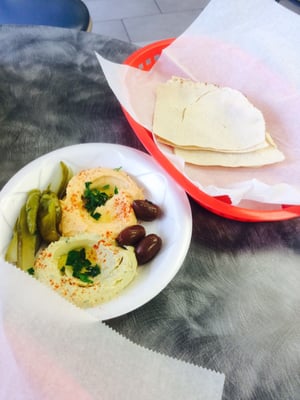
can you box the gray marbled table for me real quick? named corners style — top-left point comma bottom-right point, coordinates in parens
top-left (1, 25), bottom-right (300, 400)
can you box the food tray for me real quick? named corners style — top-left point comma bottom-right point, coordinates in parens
top-left (123, 38), bottom-right (300, 222)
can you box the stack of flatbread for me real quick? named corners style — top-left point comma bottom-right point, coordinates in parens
top-left (152, 77), bottom-right (284, 167)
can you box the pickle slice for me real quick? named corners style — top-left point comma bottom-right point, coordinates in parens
top-left (50, 161), bottom-right (73, 199)
top-left (25, 189), bottom-right (41, 234)
top-left (17, 205), bottom-right (39, 271)
top-left (38, 191), bottom-right (61, 243)
top-left (5, 221), bottom-right (18, 265)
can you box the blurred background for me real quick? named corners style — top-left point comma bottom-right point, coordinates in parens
top-left (84, 0), bottom-right (300, 46)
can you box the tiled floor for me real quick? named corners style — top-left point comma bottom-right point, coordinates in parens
top-left (84, 0), bottom-right (300, 46)
top-left (84, 0), bottom-right (210, 46)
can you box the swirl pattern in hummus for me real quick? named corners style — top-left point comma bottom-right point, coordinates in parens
top-left (35, 233), bottom-right (137, 308)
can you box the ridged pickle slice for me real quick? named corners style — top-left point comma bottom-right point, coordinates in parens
top-left (37, 191), bottom-right (61, 243)
top-left (25, 189), bottom-right (41, 234)
top-left (50, 161), bottom-right (73, 199)
top-left (5, 221), bottom-right (18, 265)
top-left (17, 205), bottom-right (40, 271)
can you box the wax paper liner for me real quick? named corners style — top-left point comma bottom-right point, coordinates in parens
top-left (95, 0), bottom-right (300, 208)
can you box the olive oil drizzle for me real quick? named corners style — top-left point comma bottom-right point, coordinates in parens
top-left (82, 182), bottom-right (118, 220)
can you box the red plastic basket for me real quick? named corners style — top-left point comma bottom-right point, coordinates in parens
top-left (123, 38), bottom-right (300, 222)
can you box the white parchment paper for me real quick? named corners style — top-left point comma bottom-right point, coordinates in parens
top-left (0, 260), bottom-right (225, 399)
top-left (96, 0), bottom-right (300, 206)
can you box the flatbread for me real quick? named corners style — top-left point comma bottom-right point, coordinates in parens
top-left (153, 77), bottom-right (266, 152)
top-left (157, 133), bottom-right (271, 153)
top-left (174, 140), bottom-right (285, 167)
top-left (153, 76), bottom-right (285, 167)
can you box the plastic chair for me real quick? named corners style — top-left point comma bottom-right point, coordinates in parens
top-left (0, 0), bottom-right (92, 31)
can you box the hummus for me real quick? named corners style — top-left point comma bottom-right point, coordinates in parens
top-left (60, 168), bottom-right (144, 239)
top-left (34, 233), bottom-right (138, 308)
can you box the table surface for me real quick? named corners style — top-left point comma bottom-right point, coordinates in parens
top-left (1, 25), bottom-right (300, 400)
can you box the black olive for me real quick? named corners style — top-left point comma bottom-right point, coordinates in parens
top-left (135, 234), bottom-right (162, 265)
top-left (132, 200), bottom-right (162, 221)
top-left (116, 224), bottom-right (146, 246)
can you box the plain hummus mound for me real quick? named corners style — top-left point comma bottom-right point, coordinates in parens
top-left (60, 167), bottom-right (144, 239)
top-left (34, 233), bottom-right (138, 308)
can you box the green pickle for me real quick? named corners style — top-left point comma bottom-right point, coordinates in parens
top-left (38, 191), bottom-right (62, 243)
top-left (5, 161), bottom-right (70, 270)
top-left (57, 161), bottom-right (73, 199)
top-left (25, 189), bottom-right (41, 234)
top-left (17, 205), bottom-right (40, 271)
top-left (50, 161), bottom-right (73, 199)
top-left (5, 221), bottom-right (18, 264)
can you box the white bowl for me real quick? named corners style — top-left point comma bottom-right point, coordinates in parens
top-left (0, 143), bottom-right (192, 320)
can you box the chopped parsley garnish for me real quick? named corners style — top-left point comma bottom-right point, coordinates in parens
top-left (66, 248), bottom-right (100, 284)
top-left (82, 182), bottom-right (110, 220)
top-left (82, 182), bottom-right (119, 220)
top-left (27, 267), bottom-right (35, 275)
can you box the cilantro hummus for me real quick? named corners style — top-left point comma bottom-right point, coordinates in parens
top-left (60, 168), bottom-right (144, 240)
top-left (34, 233), bottom-right (138, 308)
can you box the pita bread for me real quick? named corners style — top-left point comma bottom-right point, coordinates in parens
top-left (153, 77), bottom-right (266, 152)
top-left (153, 77), bottom-right (284, 167)
top-left (174, 140), bottom-right (284, 167)
top-left (157, 133), bottom-right (271, 153)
